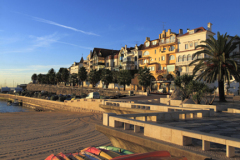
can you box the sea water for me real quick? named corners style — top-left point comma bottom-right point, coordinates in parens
top-left (0, 101), bottom-right (30, 113)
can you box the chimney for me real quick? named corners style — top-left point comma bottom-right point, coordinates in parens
top-left (179, 29), bottom-right (183, 35)
top-left (125, 45), bottom-right (127, 50)
top-left (159, 34), bottom-right (161, 39)
top-left (207, 22), bottom-right (212, 32)
top-left (146, 37), bottom-right (150, 41)
top-left (187, 28), bottom-right (190, 32)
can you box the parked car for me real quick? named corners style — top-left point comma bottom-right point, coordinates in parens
top-left (86, 92), bottom-right (100, 99)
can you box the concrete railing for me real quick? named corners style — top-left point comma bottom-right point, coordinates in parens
top-left (103, 113), bottom-right (240, 158)
top-left (103, 101), bottom-right (212, 113)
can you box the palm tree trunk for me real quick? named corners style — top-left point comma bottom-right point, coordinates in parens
top-left (218, 80), bottom-right (226, 102)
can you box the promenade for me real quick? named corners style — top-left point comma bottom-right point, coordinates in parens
top-left (0, 111), bottom-right (110, 160)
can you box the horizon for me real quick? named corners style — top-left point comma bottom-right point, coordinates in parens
top-left (1, 0), bottom-right (240, 87)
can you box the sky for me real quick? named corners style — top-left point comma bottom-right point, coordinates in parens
top-left (0, 0), bottom-right (240, 87)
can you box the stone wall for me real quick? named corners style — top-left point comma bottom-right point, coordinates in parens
top-left (26, 84), bottom-right (147, 96)
top-left (0, 94), bottom-right (104, 113)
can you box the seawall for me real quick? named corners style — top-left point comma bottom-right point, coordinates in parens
top-left (0, 94), bottom-right (105, 113)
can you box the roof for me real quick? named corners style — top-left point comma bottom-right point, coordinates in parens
top-left (178, 27), bottom-right (207, 37)
top-left (91, 48), bottom-right (120, 58)
top-left (80, 57), bottom-right (84, 63)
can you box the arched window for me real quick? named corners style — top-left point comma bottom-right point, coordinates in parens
top-left (143, 51), bottom-right (149, 56)
top-left (169, 55), bottom-right (175, 60)
top-left (178, 56), bottom-right (182, 62)
top-left (183, 55), bottom-right (187, 61)
top-left (170, 36), bottom-right (175, 42)
top-left (187, 54), bottom-right (192, 61)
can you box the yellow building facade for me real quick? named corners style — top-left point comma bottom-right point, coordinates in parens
top-left (139, 29), bottom-right (178, 91)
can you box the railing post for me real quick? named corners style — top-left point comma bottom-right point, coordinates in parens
top-left (202, 140), bottom-right (210, 151)
top-left (134, 125), bottom-right (140, 133)
top-left (226, 145), bottom-right (235, 158)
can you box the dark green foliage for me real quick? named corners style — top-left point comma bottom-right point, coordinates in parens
top-left (61, 68), bottom-right (69, 83)
top-left (78, 66), bottom-right (87, 87)
top-left (31, 73), bottom-right (37, 83)
top-left (138, 66), bottom-right (153, 92)
top-left (50, 95), bottom-right (58, 101)
top-left (48, 68), bottom-right (56, 84)
top-left (174, 74), bottom-right (194, 100)
top-left (59, 96), bottom-right (66, 102)
top-left (189, 32), bottom-right (240, 102)
top-left (112, 71), bottom-right (119, 83)
top-left (88, 69), bottom-right (100, 87)
top-left (101, 69), bottom-right (113, 88)
top-left (37, 74), bottom-right (43, 84)
top-left (117, 70), bottom-right (132, 91)
top-left (69, 73), bottom-right (78, 86)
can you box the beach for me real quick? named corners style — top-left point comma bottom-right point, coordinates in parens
top-left (0, 111), bottom-right (111, 160)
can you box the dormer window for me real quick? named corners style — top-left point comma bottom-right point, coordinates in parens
top-left (152, 41), bottom-right (157, 45)
top-left (145, 41), bottom-right (150, 47)
top-left (189, 30), bottom-right (194, 34)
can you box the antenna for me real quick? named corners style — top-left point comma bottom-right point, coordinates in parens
top-left (135, 41), bottom-right (139, 45)
top-left (162, 22), bottom-right (166, 30)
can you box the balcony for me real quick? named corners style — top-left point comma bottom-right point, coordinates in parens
top-left (176, 61), bottom-right (192, 66)
top-left (156, 70), bottom-right (167, 74)
top-left (122, 61), bottom-right (134, 64)
top-left (159, 39), bottom-right (178, 46)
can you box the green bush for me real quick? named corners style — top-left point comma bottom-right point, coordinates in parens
top-left (59, 96), bottom-right (66, 102)
top-left (50, 95), bottom-right (58, 101)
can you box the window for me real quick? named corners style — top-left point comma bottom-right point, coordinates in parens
top-left (159, 65), bottom-right (161, 70)
top-left (151, 58), bottom-right (153, 61)
top-left (155, 58), bottom-right (156, 61)
top-left (152, 66), bottom-right (155, 71)
top-left (187, 54), bottom-right (192, 61)
top-left (186, 66), bottom-right (189, 72)
top-left (190, 43), bottom-right (193, 47)
top-left (163, 67), bottom-right (166, 70)
top-left (145, 42), bottom-right (150, 47)
top-left (161, 56), bottom-right (165, 61)
top-left (166, 38), bottom-right (169, 43)
top-left (155, 50), bottom-right (156, 54)
top-left (161, 39), bottom-right (164, 44)
top-left (163, 48), bottom-right (166, 51)
top-left (178, 56), bottom-right (182, 62)
top-left (135, 56), bottom-right (137, 61)
top-left (185, 44), bottom-right (188, 49)
top-left (113, 62), bottom-right (115, 67)
top-left (194, 42), bottom-right (198, 47)
top-left (198, 54), bottom-right (203, 59)
top-left (106, 63), bottom-right (109, 67)
top-left (143, 51), bottom-right (149, 56)
top-left (170, 36), bottom-right (175, 42)
top-left (169, 55), bottom-right (175, 60)
top-left (169, 45), bottom-right (175, 51)
top-left (152, 41), bottom-right (157, 45)
top-left (183, 55), bottom-right (187, 61)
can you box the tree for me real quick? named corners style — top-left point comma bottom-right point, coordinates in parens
top-left (88, 69), bottom-right (100, 87)
top-left (48, 68), bottom-right (56, 85)
top-left (189, 32), bottom-right (240, 102)
top-left (112, 71), bottom-right (119, 83)
top-left (138, 66), bottom-right (153, 92)
top-left (31, 73), bottom-right (37, 83)
top-left (101, 69), bottom-right (113, 88)
top-left (78, 66), bottom-right (87, 88)
top-left (174, 74), bottom-right (194, 100)
top-left (56, 72), bottom-right (62, 84)
top-left (117, 70), bottom-right (132, 91)
top-left (69, 73), bottom-right (78, 86)
top-left (61, 68), bottom-right (69, 84)
top-left (37, 74), bottom-right (43, 84)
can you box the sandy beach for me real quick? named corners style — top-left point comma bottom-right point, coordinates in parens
top-left (0, 111), bottom-right (111, 160)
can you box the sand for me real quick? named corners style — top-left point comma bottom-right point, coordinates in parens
top-left (0, 111), bottom-right (111, 160)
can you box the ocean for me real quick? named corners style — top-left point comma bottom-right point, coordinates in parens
top-left (0, 100), bottom-right (30, 113)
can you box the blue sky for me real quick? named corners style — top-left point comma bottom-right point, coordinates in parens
top-left (0, 0), bottom-right (240, 87)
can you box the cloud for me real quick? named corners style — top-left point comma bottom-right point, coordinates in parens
top-left (32, 16), bottom-right (100, 36)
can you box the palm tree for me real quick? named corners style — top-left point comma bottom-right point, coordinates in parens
top-left (189, 32), bottom-right (240, 102)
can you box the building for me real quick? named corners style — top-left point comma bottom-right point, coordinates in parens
top-left (139, 29), bottom-right (178, 92)
top-left (69, 57), bottom-right (84, 74)
top-left (176, 22), bottom-right (215, 76)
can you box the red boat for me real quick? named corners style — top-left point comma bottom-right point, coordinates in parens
top-left (110, 151), bottom-right (187, 160)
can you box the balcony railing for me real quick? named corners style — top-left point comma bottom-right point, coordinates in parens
top-left (156, 70), bottom-right (167, 74)
top-left (176, 61), bottom-right (192, 66)
top-left (159, 39), bottom-right (178, 45)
